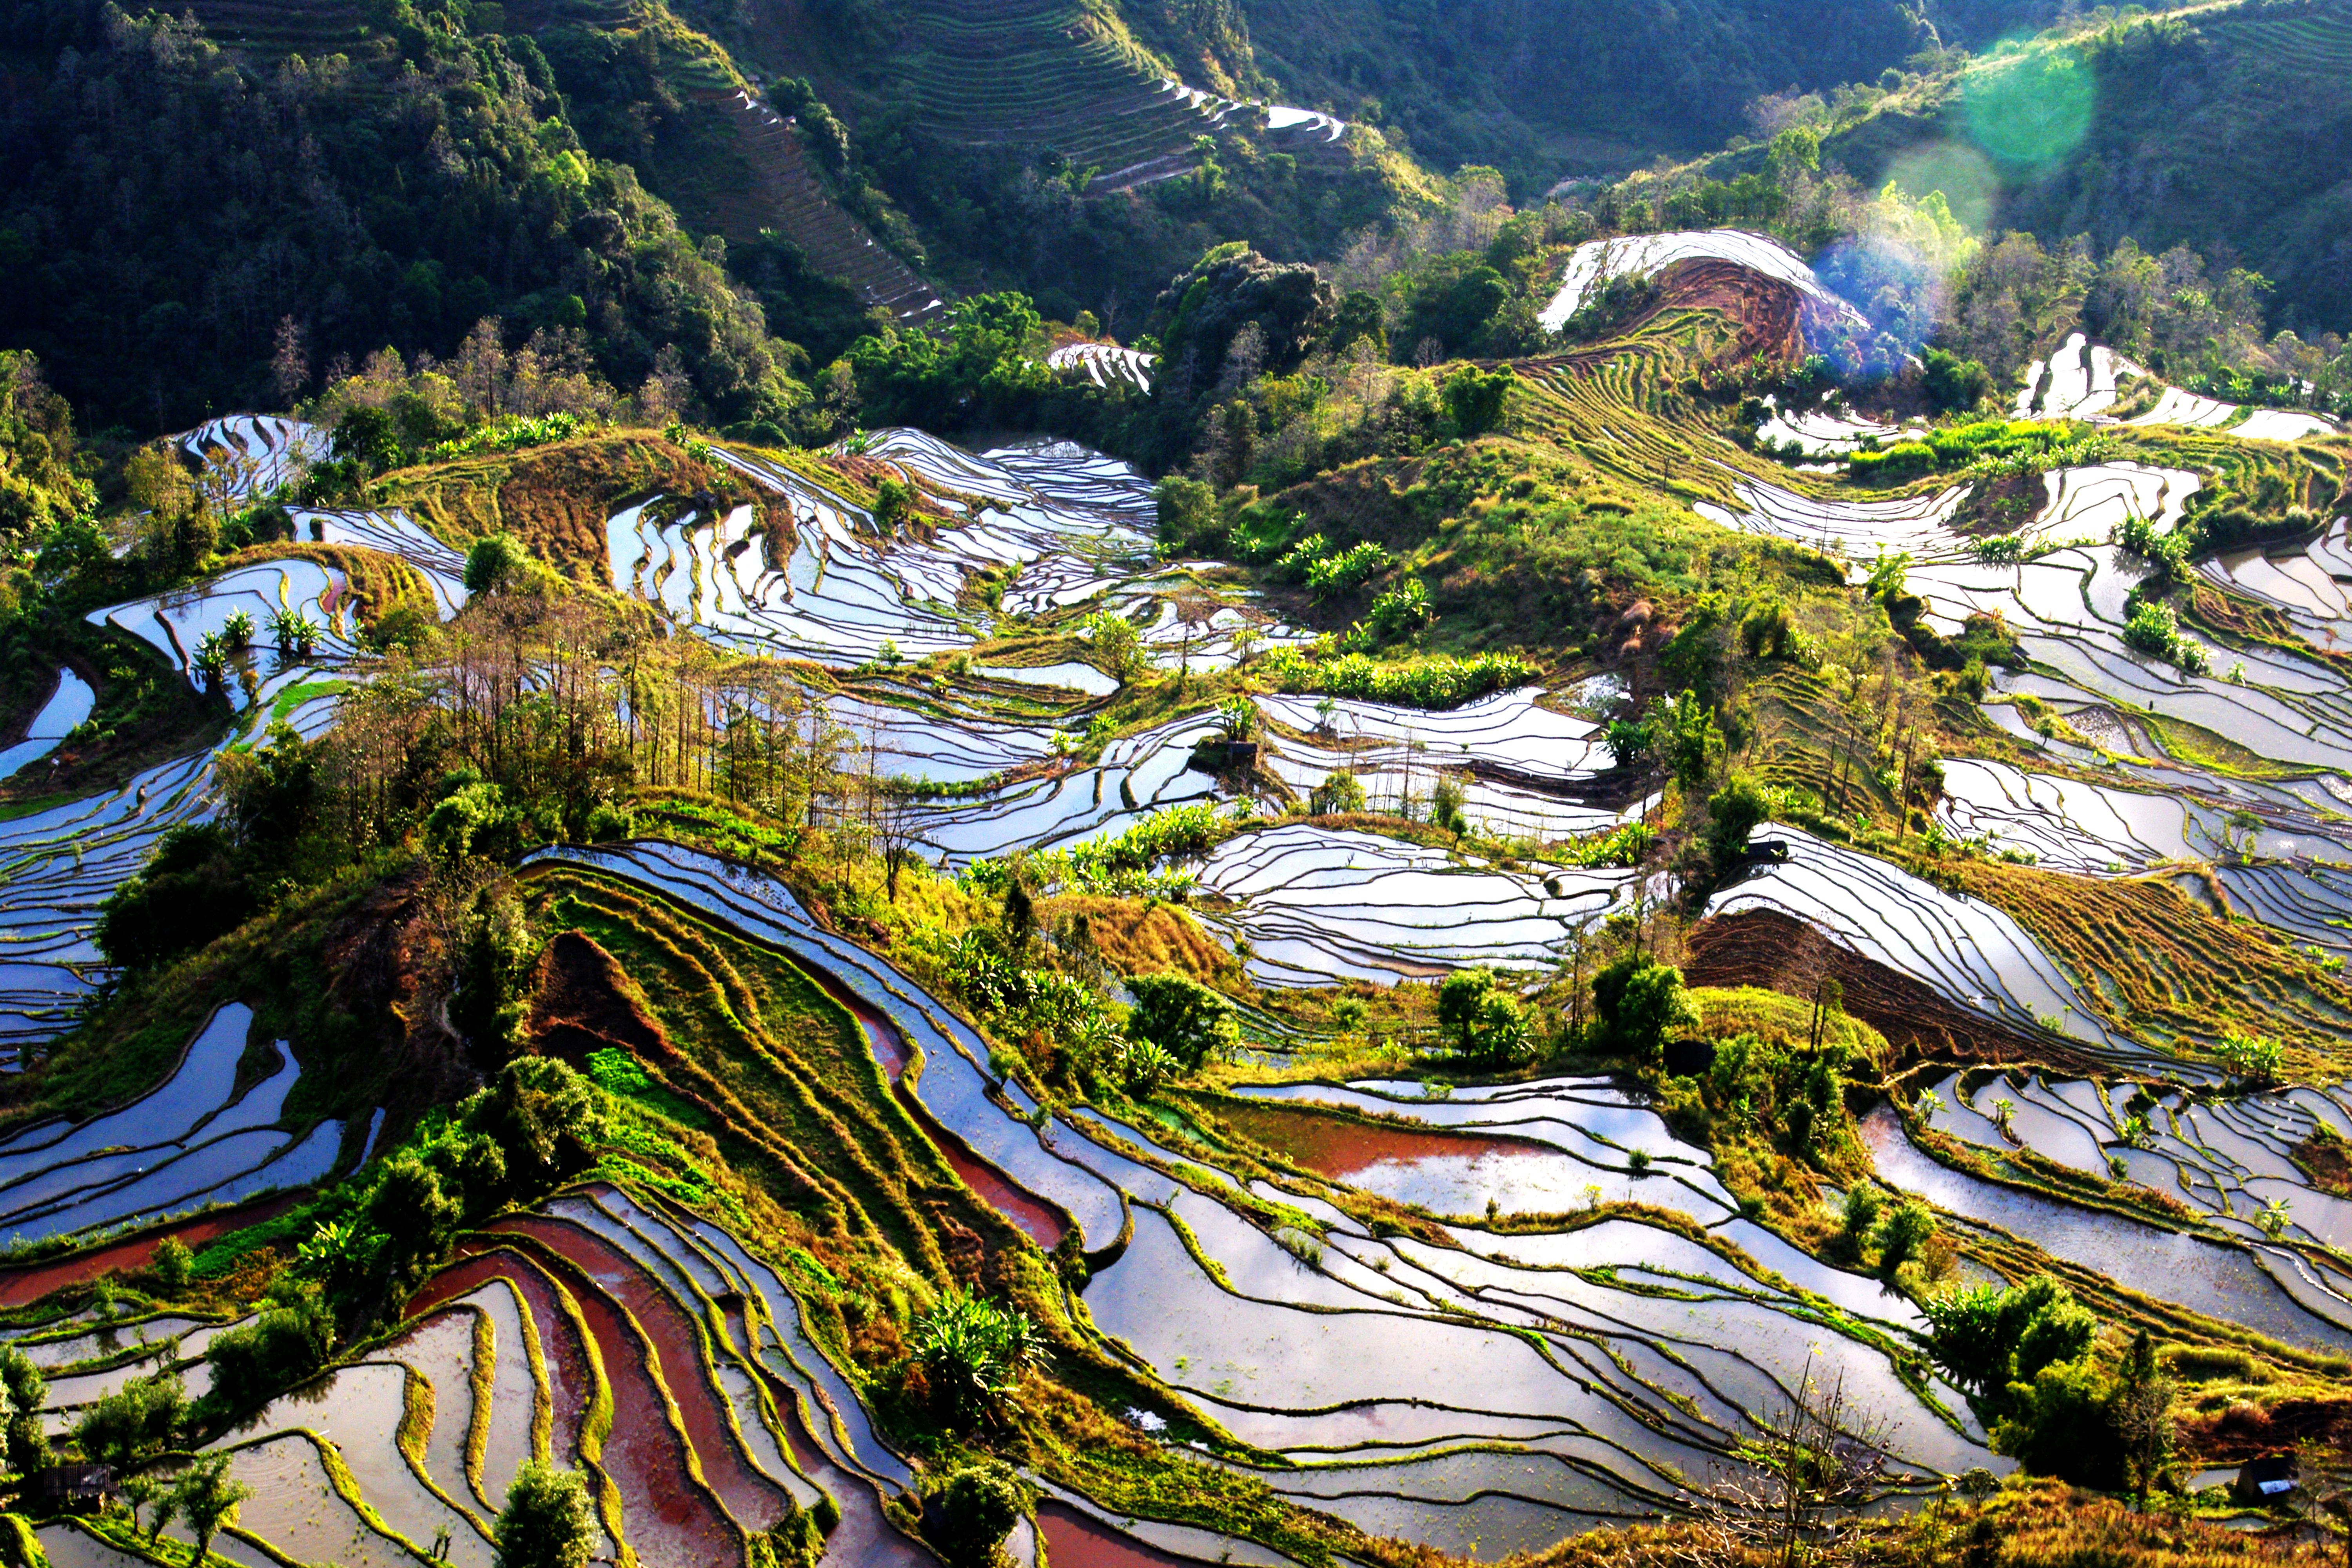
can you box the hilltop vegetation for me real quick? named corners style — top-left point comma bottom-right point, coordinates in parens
top-left (1623, 0), bottom-right (2352, 334)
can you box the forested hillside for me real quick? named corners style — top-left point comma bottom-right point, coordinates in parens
top-left (0, 0), bottom-right (812, 434)
top-left (1635, 0), bottom-right (2352, 334)
top-left (1212, 0), bottom-right (2127, 191)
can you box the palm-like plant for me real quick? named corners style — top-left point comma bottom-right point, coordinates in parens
top-left (912, 1289), bottom-right (1046, 1428)
top-left (192, 632), bottom-right (231, 689)
top-left (268, 605), bottom-right (318, 655)
top-left (220, 608), bottom-right (255, 648)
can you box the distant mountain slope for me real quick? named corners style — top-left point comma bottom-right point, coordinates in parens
top-left (1227, 0), bottom-right (2071, 190)
top-left (740, 0), bottom-right (1426, 319)
top-left (1817, 0), bottom-right (2352, 331)
top-left (0, 0), bottom-right (999, 433)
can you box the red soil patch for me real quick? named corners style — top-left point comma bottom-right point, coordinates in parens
top-left (0, 1193), bottom-right (304, 1308)
top-left (528, 931), bottom-right (671, 1065)
top-left (495, 1215), bottom-right (793, 1538)
top-left (1214, 1099), bottom-right (1554, 1181)
top-left (1538, 258), bottom-right (1812, 380)
top-left (413, 1245), bottom-right (597, 1468)
top-left (481, 1221), bottom-right (742, 1563)
top-left (1038, 1502), bottom-right (1207, 1568)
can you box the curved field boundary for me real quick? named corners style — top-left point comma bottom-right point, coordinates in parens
top-left (544, 1192), bottom-right (827, 1512)
top-left (416, 1244), bottom-right (624, 1565)
top-left (0, 1191), bottom-right (304, 1308)
top-left (565, 1187), bottom-right (935, 1567)
top-left (484, 1217), bottom-right (760, 1559)
top-left (521, 842), bottom-right (1129, 1259)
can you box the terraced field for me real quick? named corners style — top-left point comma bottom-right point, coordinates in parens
top-left (510, 842), bottom-right (2004, 1559)
top-left (19, 309), bottom-right (2352, 1562)
top-left (2025, 333), bottom-right (2341, 441)
top-left (701, 87), bottom-right (942, 321)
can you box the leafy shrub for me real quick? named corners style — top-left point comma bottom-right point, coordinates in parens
top-left (151, 1236), bottom-right (193, 1294)
top-left (1431, 775), bottom-right (1467, 835)
top-left (463, 532), bottom-right (531, 594)
top-left (1848, 441), bottom-right (1936, 481)
top-left (1992, 1356), bottom-right (2121, 1488)
top-left (1272, 533), bottom-right (1329, 582)
top-left (1125, 972), bottom-right (1239, 1072)
top-left (1439, 365), bottom-right (1513, 437)
top-left (426, 411), bottom-right (590, 462)
top-left (1922, 1275), bottom-right (2095, 1397)
top-left (1739, 598), bottom-right (1795, 659)
top-left (0, 1348), bottom-right (47, 1475)
top-left (1472, 988), bottom-right (1535, 1063)
top-left (1874, 1199), bottom-right (1936, 1274)
top-left (73, 1370), bottom-right (185, 1467)
top-left (2113, 512), bottom-right (2189, 576)
top-left (1591, 957), bottom-right (1695, 1067)
top-left (1922, 348), bottom-right (1994, 414)
top-left (2216, 1029), bottom-right (2284, 1085)
top-left (426, 779), bottom-right (513, 862)
top-left (1214, 695), bottom-right (1259, 743)
top-left (1258, 647), bottom-right (1537, 708)
top-left (2121, 599), bottom-right (2208, 673)
top-left (169, 1453), bottom-right (251, 1566)
top-left (1704, 774), bottom-right (1771, 870)
top-left (1305, 541), bottom-right (1394, 601)
top-left (470, 1056), bottom-right (607, 1190)
top-left (1550, 822), bottom-right (1654, 869)
top-left (1627, 689), bottom-right (1720, 788)
top-left (871, 478), bottom-right (915, 535)
top-left (969, 803), bottom-right (1225, 898)
top-left (1308, 769), bottom-right (1366, 816)
top-left (1083, 612), bottom-right (1146, 682)
top-left (1439, 980), bottom-right (1532, 1065)
top-left (1366, 576), bottom-right (1433, 640)
top-left (1156, 475), bottom-right (1221, 554)
top-left (1118, 1036), bottom-right (1179, 1096)
top-left (922, 1459), bottom-right (1033, 1568)
top-left (452, 881), bottom-right (541, 1058)
top-left (495, 1462), bottom-right (599, 1568)
top-left (207, 1292), bottom-right (337, 1412)
top-left (94, 823), bottom-right (257, 969)
top-left (1840, 1184), bottom-right (1884, 1243)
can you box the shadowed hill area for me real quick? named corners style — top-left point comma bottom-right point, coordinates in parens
top-left (1815, 0), bottom-right (2352, 332)
top-left (1224, 0), bottom-right (2081, 191)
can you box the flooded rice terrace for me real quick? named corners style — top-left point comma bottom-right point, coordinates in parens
top-left (15, 406), bottom-right (2352, 1565)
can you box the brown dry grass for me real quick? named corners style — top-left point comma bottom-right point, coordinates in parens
top-left (381, 432), bottom-right (766, 579)
top-left (1042, 894), bottom-right (1242, 987)
top-left (1953, 858), bottom-right (2352, 1077)
top-left (1490, 1479), bottom-right (2334, 1567)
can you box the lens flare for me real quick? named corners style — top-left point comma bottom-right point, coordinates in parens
top-left (1964, 43), bottom-right (2096, 170)
top-left (1812, 234), bottom-right (1946, 377)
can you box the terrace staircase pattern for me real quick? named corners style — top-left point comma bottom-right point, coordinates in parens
top-left (891, 0), bottom-right (1350, 194)
top-left (701, 88), bottom-right (944, 322)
